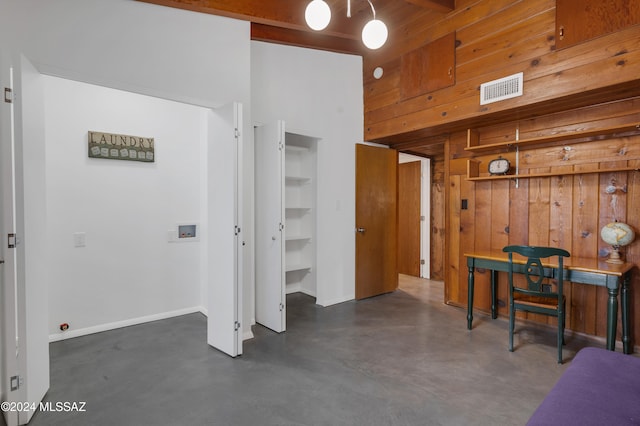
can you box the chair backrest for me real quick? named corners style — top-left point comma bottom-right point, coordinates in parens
top-left (502, 245), bottom-right (571, 296)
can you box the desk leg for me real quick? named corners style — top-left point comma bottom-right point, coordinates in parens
top-left (490, 270), bottom-right (497, 319)
top-left (606, 286), bottom-right (619, 351)
top-left (467, 265), bottom-right (474, 330)
top-left (621, 274), bottom-right (630, 354)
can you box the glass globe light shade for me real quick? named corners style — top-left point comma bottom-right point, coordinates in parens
top-left (362, 19), bottom-right (388, 49)
top-left (305, 0), bottom-right (331, 31)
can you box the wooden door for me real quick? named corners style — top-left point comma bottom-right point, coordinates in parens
top-left (556, 0), bottom-right (640, 49)
top-left (355, 144), bottom-right (398, 299)
top-left (398, 161), bottom-right (421, 276)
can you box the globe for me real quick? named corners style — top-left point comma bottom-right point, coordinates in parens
top-left (600, 222), bottom-right (635, 264)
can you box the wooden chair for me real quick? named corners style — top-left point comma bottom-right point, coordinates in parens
top-left (502, 245), bottom-right (571, 363)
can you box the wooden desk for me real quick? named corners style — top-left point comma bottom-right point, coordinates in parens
top-left (465, 250), bottom-right (634, 354)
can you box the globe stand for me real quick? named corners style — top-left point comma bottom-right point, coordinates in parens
top-left (606, 245), bottom-right (624, 264)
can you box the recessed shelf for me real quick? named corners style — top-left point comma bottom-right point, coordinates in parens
top-left (285, 175), bottom-right (311, 184)
top-left (286, 235), bottom-right (312, 241)
top-left (286, 263), bottom-right (312, 273)
top-left (285, 144), bottom-right (310, 152)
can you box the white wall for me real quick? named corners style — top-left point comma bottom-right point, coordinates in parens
top-left (1, 0), bottom-right (255, 338)
top-left (0, 0), bottom-right (250, 109)
top-left (1, 0), bottom-right (363, 343)
top-left (251, 41), bottom-right (362, 306)
top-left (44, 76), bottom-right (209, 339)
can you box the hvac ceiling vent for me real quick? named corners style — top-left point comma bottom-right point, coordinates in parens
top-left (480, 72), bottom-right (523, 105)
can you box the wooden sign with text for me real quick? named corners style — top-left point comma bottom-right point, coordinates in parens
top-left (88, 131), bottom-right (155, 162)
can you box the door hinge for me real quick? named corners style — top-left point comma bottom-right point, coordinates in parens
top-left (10, 375), bottom-right (21, 391)
top-left (234, 321), bottom-right (241, 331)
top-left (278, 141), bottom-right (284, 151)
top-left (279, 222), bottom-right (284, 231)
top-left (8, 233), bottom-right (16, 248)
top-left (234, 128), bottom-right (240, 138)
top-left (4, 87), bottom-right (13, 103)
top-left (421, 215), bottom-right (426, 221)
top-left (234, 225), bottom-right (241, 236)
top-left (279, 303), bottom-right (285, 312)
top-left (420, 259), bottom-right (426, 265)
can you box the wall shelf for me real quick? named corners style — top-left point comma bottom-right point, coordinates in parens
top-left (466, 123), bottom-right (640, 181)
top-left (465, 124), bottom-right (640, 153)
top-left (467, 160), bottom-right (639, 181)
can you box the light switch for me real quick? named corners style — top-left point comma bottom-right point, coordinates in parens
top-left (73, 232), bottom-right (86, 248)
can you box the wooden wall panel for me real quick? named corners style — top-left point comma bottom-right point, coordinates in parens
top-left (445, 99), bottom-right (640, 349)
top-left (363, 0), bottom-right (640, 144)
top-left (571, 169), bottom-right (600, 336)
top-left (447, 173), bottom-right (462, 303)
top-left (400, 32), bottom-right (456, 100)
top-left (556, 0), bottom-right (640, 50)
top-left (626, 165), bottom-right (640, 348)
top-left (430, 154), bottom-right (446, 280)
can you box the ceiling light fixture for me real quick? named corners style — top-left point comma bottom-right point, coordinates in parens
top-left (304, 0), bottom-right (388, 50)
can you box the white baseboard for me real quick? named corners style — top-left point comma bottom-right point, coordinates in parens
top-left (316, 294), bottom-right (353, 307)
top-left (49, 307), bottom-right (203, 342)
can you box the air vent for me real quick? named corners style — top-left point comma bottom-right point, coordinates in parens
top-left (480, 72), bottom-right (523, 105)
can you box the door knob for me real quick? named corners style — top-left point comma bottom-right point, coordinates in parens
top-left (356, 227), bottom-right (366, 234)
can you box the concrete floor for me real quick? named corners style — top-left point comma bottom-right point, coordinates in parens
top-left (27, 275), bottom-right (607, 426)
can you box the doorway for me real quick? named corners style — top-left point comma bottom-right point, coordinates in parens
top-left (398, 153), bottom-right (431, 279)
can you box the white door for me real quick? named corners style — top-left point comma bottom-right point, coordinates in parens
top-left (207, 102), bottom-right (243, 357)
top-left (254, 121), bottom-right (286, 333)
top-left (1, 52), bottom-right (49, 426)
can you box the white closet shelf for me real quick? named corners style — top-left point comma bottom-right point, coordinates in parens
top-left (285, 235), bottom-right (312, 241)
top-left (285, 264), bottom-right (312, 273)
top-left (285, 175), bottom-right (311, 184)
top-left (285, 145), bottom-right (310, 152)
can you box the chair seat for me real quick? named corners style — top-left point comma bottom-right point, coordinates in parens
top-left (514, 294), bottom-right (564, 311)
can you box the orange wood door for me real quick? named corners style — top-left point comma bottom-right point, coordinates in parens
top-left (355, 144), bottom-right (398, 299)
top-left (556, 0), bottom-right (640, 50)
top-left (398, 161), bottom-right (421, 277)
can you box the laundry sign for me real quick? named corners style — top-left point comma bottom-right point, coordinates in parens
top-left (88, 131), bottom-right (155, 162)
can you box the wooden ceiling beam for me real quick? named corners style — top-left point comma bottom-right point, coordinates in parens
top-left (251, 23), bottom-right (364, 55)
top-left (403, 0), bottom-right (454, 14)
top-left (137, 0), bottom-right (454, 47)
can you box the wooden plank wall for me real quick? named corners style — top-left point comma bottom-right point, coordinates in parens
top-left (360, 0), bottom-right (640, 348)
top-left (446, 98), bottom-right (640, 347)
top-left (363, 0), bottom-right (640, 142)
top-left (430, 153), bottom-right (445, 280)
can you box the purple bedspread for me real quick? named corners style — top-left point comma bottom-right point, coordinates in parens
top-left (527, 347), bottom-right (640, 425)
